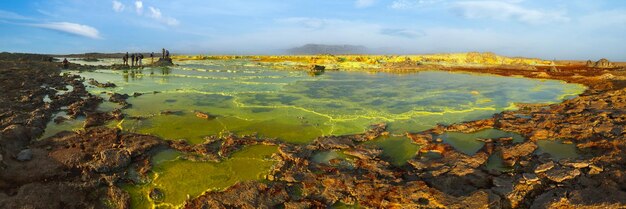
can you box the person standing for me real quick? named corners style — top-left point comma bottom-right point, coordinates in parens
top-left (165, 50), bottom-right (170, 58)
top-left (138, 54), bottom-right (143, 66)
top-left (162, 48), bottom-right (165, 59)
top-left (150, 52), bottom-right (154, 64)
top-left (123, 52), bottom-right (129, 65)
top-left (62, 58), bottom-right (69, 69)
top-left (131, 53), bottom-right (136, 67)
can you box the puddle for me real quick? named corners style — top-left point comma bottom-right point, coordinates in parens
top-left (536, 140), bottom-right (579, 160)
top-left (438, 129), bottom-right (525, 155)
top-left (55, 85), bottom-right (74, 95)
top-left (125, 145), bottom-right (278, 209)
top-left (485, 151), bottom-right (514, 172)
top-left (364, 135), bottom-right (420, 166)
top-left (312, 150), bottom-right (348, 164)
top-left (39, 111), bottom-right (85, 140)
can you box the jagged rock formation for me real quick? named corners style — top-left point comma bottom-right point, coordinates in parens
top-left (594, 58), bottom-right (613, 68)
top-left (287, 44), bottom-right (368, 55)
top-left (309, 65), bottom-right (325, 72)
top-left (548, 66), bottom-right (560, 72)
top-left (586, 60), bottom-right (594, 67)
top-left (151, 58), bottom-right (174, 67)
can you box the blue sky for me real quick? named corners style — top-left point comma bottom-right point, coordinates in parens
top-left (0, 0), bottom-right (624, 60)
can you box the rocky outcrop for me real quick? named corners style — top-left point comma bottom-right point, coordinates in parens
top-left (88, 78), bottom-right (116, 88)
top-left (548, 65), bottom-right (560, 72)
top-left (151, 58), bottom-right (174, 66)
top-left (194, 111), bottom-right (217, 120)
top-left (594, 58), bottom-right (614, 68)
top-left (310, 65), bottom-right (325, 72)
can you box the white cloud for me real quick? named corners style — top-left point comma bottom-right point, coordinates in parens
top-left (148, 7), bottom-right (180, 26)
top-left (148, 7), bottom-right (162, 18)
top-left (277, 17), bottom-right (336, 29)
top-left (135, 0), bottom-right (143, 14)
top-left (30, 22), bottom-right (101, 39)
top-left (0, 10), bottom-right (34, 21)
top-left (452, 1), bottom-right (569, 24)
top-left (380, 28), bottom-right (423, 38)
top-left (113, 0), bottom-right (125, 12)
top-left (355, 0), bottom-right (375, 8)
top-left (390, 0), bottom-right (444, 10)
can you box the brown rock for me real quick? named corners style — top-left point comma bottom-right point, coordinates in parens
top-left (534, 161), bottom-right (555, 173)
top-left (589, 165), bottom-right (603, 175)
top-left (530, 129), bottom-right (550, 140)
top-left (594, 58), bottom-right (613, 68)
top-left (91, 148), bottom-right (130, 173)
top-left (194, 111), bottom-right (216, 120)
top-left (500, 141), bottom-right (537, 166)
top-left (184, 181), bottom-right (289, 209)
top-left (545, 168), bottom-right (581, 183)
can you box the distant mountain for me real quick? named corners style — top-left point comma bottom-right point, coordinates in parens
top-left (287, 44), bottom-right (368, 55)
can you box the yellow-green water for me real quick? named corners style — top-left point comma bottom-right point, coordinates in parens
top-left (70, 59), bottom-right (584, 144)
top-left (124, 145), bottom-right (278, 209)
top-left (52, 58), bottom-right (586, 208)
top-left (312, 150), bottom-right (349, 164)
top-left (39, 111), bottom-right (85, 139)
top-left (438, 129), bottom-right (525, 155)
top-left (364, 135), bottom-right (420, 166)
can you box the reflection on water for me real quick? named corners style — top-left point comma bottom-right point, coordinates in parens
top-left (536, 140), bottom-right (579, 160)
top-left (438, 129), bottom-right (525, 155)
top-left (312, 150), bottom-right (347, 164)
top-left (73, 59), bottom-right (585, 144)
top-left (364, 135), bottom-right (420, 166)
top-left (485, 151), bottom-right (514, 172)
top-left (39, 111), bottom-right (85, 140)
top-left (307, 70), bottom-right (325, 77)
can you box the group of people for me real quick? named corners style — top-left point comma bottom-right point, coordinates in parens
top-left (123, 52), bottom-right (146, 67)
top-left (162, 48), bottom-right (170, 59)
top-left (122, 48), bottom-right (171, 67)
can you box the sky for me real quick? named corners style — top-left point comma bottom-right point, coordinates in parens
top-left (0, 0), bottom-right (624, 60)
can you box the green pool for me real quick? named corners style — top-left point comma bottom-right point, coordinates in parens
top-left (50, 58), bottom-right (585, 208)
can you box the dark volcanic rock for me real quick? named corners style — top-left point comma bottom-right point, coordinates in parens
top-left (91, 148), bottom-right (131, 173)
top-left (109, 93), bottom-right (129, 104)
top-left (149, 188), bottom-right (165, 202)
top-left (88, 78), bottom-right (116, 88)
top-left (16, 148), bottom-right (32, 161)
top-left (310, 65), bottom-right (325, 72)
top-left (152, 58), bottom-right (174, 66)
top-left (184, 181), bottom-right (290, 209)
top-left (544, 168), bottom-right (581, 183)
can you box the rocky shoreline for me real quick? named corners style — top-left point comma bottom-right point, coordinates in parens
top-left (1, 53), bottom-right (625, 208)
